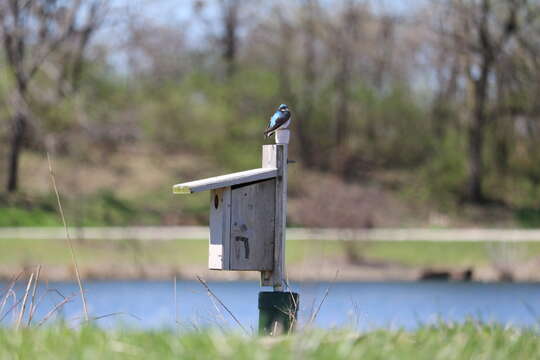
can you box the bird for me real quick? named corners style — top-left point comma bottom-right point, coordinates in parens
top-left (264, 104), bottom-right (291, 137)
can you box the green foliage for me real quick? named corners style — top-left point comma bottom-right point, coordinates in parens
top-left (0, 194), bottom-right (60, 226)
top-left (422, 129), bottom-right (468, 206)
top-left (358, 85), bottom-right (431, 167)
top-left (75, 190), bottom-right (139, 226)
top-left (0, 322), bottom-right (538, 359)
top-left (515, 208), bottom-right (540, 228)
top-left (138, 69), bottom-right (280, 170)
top-left (0, 191), bottom-right (161, 227)
top-left (0, 207), bottom-right (61, 227)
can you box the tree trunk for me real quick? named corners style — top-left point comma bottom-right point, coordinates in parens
top-left (277, 12), bottom-right (295, 106)
top-left (222, 0), bottom-right (238, 77)
top-left (296, 0), bottom-right (317, 168)
top-left (6, 112), bottom-right (26, 193)
top-left (333, 43), bottom-right (351, 174)
top-left (468, 114), bottom-right (485, 203)
top-left (335, 44), bottom-right (350, 147)
top-left (467, 60), bottom-right (491, 203)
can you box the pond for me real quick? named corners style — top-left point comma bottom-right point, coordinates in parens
top-left (2, 281), bottom-right (539, 331)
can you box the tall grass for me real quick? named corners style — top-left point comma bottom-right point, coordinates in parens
top-left (0, 154), bottom-right (91, 329)
top-left (0, 267), bottom-right (74, 328)
top-left (0, 321), bottom-right (537, 359)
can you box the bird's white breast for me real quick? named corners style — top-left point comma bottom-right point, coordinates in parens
top-left (281, 118), bottom-right (291, 129)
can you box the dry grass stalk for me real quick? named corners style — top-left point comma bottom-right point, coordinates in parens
top-left (0, 272), bottom-right (23, 316)
top-left (27, 265), bottom-right (42, 326)
top-left (47, 153), bottom-right (89, 322)
top-left (272, 320), bottom-right (279, 336)
top-left (36, 295), bottom-right (75, 327)
top-left (207, 291), bottom-right (227, 325)
top-left (272, 277), bottom-right (298, 334)
top-left (196, 275), bottom-right (248, 335)
top-left (15, 273), bottom-right (34, 330)
top-left (284, 274), bottom-right (299, 333)
top-left (0, 293), bottom-right (23, 323)
top-left (33, 285), bottom-right (61, 316)
top-left (308, 270), bottom-right (340, 327)
top-left (174, 276), bottom-right (178, 325)
top-left (90, 312), bottom-right (142, 322)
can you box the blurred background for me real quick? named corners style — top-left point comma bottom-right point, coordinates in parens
top-left (2, 0), bottom-right (540, 332)
top-left (1, 0), bottom-right (540, 284)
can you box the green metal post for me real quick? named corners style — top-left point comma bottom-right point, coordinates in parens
top-left (258, 291), bottom-right (299, 335)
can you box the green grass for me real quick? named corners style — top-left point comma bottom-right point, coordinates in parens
top-left (360, 241), bottom-right (540, 266)
top-left (0, 239), bottom-right (208, 267)
top-left (0, 207), bottom-right (61, 227)
top-left (0, 322), bottom-right (538, 359)
top-left (1, 238), bottom-right (540, 269)
top-left (0, 190), bottom-right (170, 227)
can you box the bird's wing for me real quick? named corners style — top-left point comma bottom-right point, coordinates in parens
top-left (265, 111), bottom-right (290, 134)
top-left (267, 112), bottom-right (280, 129)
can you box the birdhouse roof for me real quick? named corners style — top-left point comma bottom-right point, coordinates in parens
top-left (173, 167), bottom-right (278, 194)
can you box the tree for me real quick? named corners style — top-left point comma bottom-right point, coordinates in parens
top-left (193, 0), bottom-right (245, 78)
top-left (0, 0), bottom-right (106, 193)
top-left (296, 0), bottom-right (319, 168)
top-left (440, 0), bottom-right (532, 202)
top-left (125, 16), bottom-right (188, 81)
top-left (328, 1), bottom-right (363, 172)
top-left (220, 0), bottom-right (240, 77)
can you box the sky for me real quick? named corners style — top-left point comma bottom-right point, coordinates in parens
top-left (96, 0), bottom-right (426, 73)
top-left (101, 0), bottom-right (426, 39)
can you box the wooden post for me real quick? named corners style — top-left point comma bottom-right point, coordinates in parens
top-left (258, 129), bottom-right (298, 336)
top-left (260, 129), bottom-right (288, 290)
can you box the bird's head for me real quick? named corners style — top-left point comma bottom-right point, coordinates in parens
top-left (278, 104), bottom-right (289, 112)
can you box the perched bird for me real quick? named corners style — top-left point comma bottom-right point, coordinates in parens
top-left (264, 104), bottom-right (291, 137)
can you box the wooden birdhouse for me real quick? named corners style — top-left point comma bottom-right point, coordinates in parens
top-left (173, 130), bottom-right (290, 289)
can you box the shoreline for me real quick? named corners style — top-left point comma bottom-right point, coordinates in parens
top-left (1, 262), bottom-right (538, 283)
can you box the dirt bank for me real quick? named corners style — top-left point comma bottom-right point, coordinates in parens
top-left (2, 258), bottom-right (539, 283)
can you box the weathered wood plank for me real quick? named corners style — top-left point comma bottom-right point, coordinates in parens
top-left (261, 145), bottom-right (276, 286)
top-left (209, 187), bottom-right (231, 270)
top-left (173, 168), bottom-right (278, 194)
top-left (260, 144), bottom-right (287, 289)
top-left (229, 179), bottom-right (275, 271)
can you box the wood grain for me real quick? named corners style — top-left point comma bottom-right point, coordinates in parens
top-left (230, 179), bottom-right (275, 271)
top-left (209, 187), bottom-right (231, 270)
top-left (260, 144), bottom-right (287, 289)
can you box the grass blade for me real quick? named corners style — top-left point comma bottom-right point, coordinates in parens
top-left (27, 265), bottom-right (42, 326)
top-left (308, 270), bottom-right (340, 327)
top-left (36, 296), bottom-right (74, 327)
top-left (15, 273), bottom-right (34, 330)
top-left (196, 275), bottom-right (248, 335)
top-left (47, 153), bottom-right (89, 322)
top-left (0, 272), bottom-right (22, 316)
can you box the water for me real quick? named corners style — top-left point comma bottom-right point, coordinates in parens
top-left (2, 281), bottom-right (539, 331)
